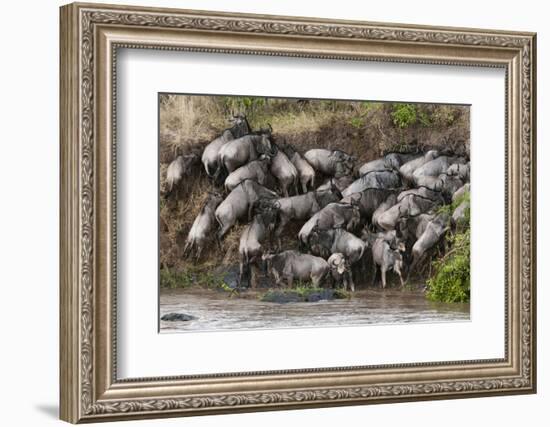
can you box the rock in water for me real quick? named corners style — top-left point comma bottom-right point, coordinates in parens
top-left (161, 312), bottom-right (197, 322)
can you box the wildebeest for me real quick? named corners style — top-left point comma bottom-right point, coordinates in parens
top-left (341, 169), bottom-right (401, 197)
top-left (407, 213), bottom-right (450, 281)
top-left (304, 149), bottom-right (356, 178)
top-left (280, 143), bottom-right (315, 193)
top-left (238, 208), bottom-right (278, 288)
top-left (308, 227), bottom-right (366, 264)
top-left (397, 186), bottom-right (446, 207)
top-left (447, 162), bottom-right (470, 182)
top-left (399, 150), bottom-right (439, 184)
top-left (201, 115), bottom-right (250, 176)
top-left (316, 175), bottom-right (355, 193)
top-left (438, 174), bottom-right (465, 202)
top-left (262, 250), bottom-right (329, 288)
top-left (395, 212), bottom-right (434, 268)
top-left (298, 201), bottom-right (361, 248)
top-left (358, 159), bottom-right (388, 176)
top-left (270, 186), bottom-right (341, 248)
top-left (376, 195), bottom-right (433, 232)
top-left (183, 192), bottom-right (224, 260)
top-left (224, 156), bottom-right (271, 192)
top-left (270, 145), bottom-right (299, 197)
top-left (370, 236), bottom-right (405, 288)
top-left (214, 180), bottom-right (278, 239)
top-left (165, 153), bottom-right (200, 196)
top-left (358, 152), bottom-right (420, 176)
top-left (327, 253), bottom-right (354, 291)
top-left (396, 212), bottom-right (434, 246)
top-left (413, 173), bottom-right (464, 202)
top-left (362, 228), bottom-right (404, 248)
top-left (371, 193), bottom-right (397, 231)
top-left (341, 187), bottom-right (398, 223)
top-left (217, 130), bottom-right (276, 178)
top-left (412, 155), bottom-right (467, 184)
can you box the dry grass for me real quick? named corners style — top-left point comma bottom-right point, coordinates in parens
top-left (159, 95), bottom-right (469, 273)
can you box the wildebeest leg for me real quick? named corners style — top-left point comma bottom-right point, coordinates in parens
top-left (250, 264), bottom-right (258, 289)
top-left (182, 240), bottom-right (191, 258)
top-left (195, 244), bottom-right (203, 262)
top-left (271, 270), bottom-right (282, 288)
top-left (381, 266), bottom-right (388, 289)
top-left (371, 262), bottom-right (378, 287)
top-left (348, 272), bottom-right (355, 292)
top-left (238, 260), bottom-right (248, 288)
top-left (301, 179), bottom-right (308, 194)
top-left (312, 274), bottom-right (321, 288)
top-left (396, 265), bottom-right (405, 289)
top-left (275, 216), bottom-right (289, 250)
top-left (247, 203), bottom-right (254, 222)
top-left (438, 237), bottom-right (446, 257)
top-left (282, 184), bottom-right (289, 198)
top-left (407, 250), bottom-right (425, 283)
top-left (286, 275), bottom-right (294, 289)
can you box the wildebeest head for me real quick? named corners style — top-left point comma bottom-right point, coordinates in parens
top-left (308, 225), bottom-right (334, 258)
top-left (255, 134), bottom-right (277, 157)
top-left (205, 191), bottom-right (224, 210)
top-left (330, 150), bottom-right (355, 177)
top-left (347, 203), bottom-right (362, 232)
top-left (227, 113), bottom-right (250, 138)
top-left (384, 153), bottom-right (402, 171)
top-left (328, 253), bottom-right (349, 275)
top-left (315, 182), bottom-right (342, 208)
top-left (258, 154), bottom-right (272, 168)
top-left (447, 163), bottom-right (470, 181)
top-left (256, 202), bottom-right (279, 233)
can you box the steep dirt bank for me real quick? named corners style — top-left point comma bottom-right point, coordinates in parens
top-left (159, 96), bottom-right (469, 282)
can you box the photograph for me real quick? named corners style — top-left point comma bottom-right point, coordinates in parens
top-left (57, 2), bottom-right (536, 422)
top-left (158, 94), bottom-right (471, 332)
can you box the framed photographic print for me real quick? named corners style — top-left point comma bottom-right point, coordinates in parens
top-left (60, 2), bottom-right (537, 423)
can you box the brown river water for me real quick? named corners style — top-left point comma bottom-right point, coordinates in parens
top-left (159, 288), bottom-right (470, 332)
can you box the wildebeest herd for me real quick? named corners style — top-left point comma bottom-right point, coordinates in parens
top-left (166, 114), bottom-right (470, 293)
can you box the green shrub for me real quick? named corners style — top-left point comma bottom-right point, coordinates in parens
top-left (426, 228), bottom-right (470, 303)
top-left (391, 103), bottom-right (417, 128)
top-left (159, 268), bottom-right (230, 291)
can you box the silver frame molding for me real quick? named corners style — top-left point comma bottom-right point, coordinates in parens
top-left (60, 2), bottom-right (536, 423)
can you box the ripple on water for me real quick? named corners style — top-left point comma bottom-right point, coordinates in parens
top-left (159, 288), bottom-right (470, 333)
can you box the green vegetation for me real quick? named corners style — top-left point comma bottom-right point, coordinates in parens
top-left (436, 190), bottom-right (470, 217)
top-left (261, 284), bottom-right (349, 303)
top-left (160, 268), bottom-right (230, 292)
top-left (391, 103), bottom-right (418, 129)
top-left (390, 103), bottom-right (459, 130)
top-left (426, 192), bottom-right (471, 303)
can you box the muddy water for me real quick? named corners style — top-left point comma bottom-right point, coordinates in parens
top-left (160, 288), bottom-right (470, 332)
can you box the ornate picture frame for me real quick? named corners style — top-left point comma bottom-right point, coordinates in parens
top-left (60, 2), bottom-right (536, 423)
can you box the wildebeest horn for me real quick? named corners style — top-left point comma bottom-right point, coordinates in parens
top-left (267, 123), bottom-right (273, 132)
